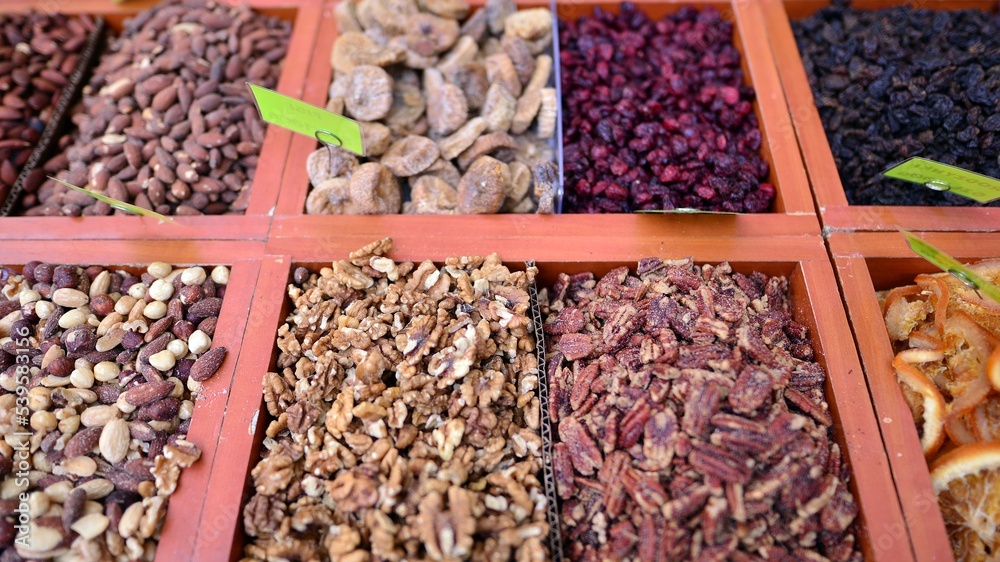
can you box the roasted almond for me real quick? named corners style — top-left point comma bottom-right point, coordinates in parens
top-left (189, 346), bottom-right (227, 382)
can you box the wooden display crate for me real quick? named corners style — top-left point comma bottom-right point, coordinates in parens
top-left (0, 240), bottom-right (264, 562)
top-left (0, 0), bottom-right (322, 241)
top-left (269, 0), bottom-right (820, 241)
top-left (192, 234), bottom-right (906, 562)
top-left (762, 0), bottom-right (1000, 232)
top-left (828, 231), bottom-right (1000, 562)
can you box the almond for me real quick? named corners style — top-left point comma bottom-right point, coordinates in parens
top-left (99, 418), bottom-right (131, 464)
top-left (189, 346), bottom-right (227, 382)
top-left (52, 288), bottom-right (89, 308)
top-left (123, 380), bottom-right (175, 406)
top-left (63, 426), bottom-right (102, 457)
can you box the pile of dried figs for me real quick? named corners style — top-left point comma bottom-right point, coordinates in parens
top-left (305, 0), bottom-right (558, 215)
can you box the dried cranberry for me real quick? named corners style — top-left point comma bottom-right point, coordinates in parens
top-left (560, 4), bottom-right (774, 213)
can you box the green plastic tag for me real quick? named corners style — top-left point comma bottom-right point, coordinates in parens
top-left (883, 157), bottom-right (1000, 203)
top-left (50, 178), bottom-right (177, 224)
top-left (247, 84), bottom-right (364, 156)
top-left (901, 230), bottom-right (1000, 304)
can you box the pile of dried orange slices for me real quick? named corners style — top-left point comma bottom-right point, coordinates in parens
top-left (881, 259), bottom-right (1000, 561)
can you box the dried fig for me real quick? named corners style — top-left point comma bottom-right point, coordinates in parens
top-left (457, 131), bottom-right (518, 169)
top-left (503, 161), bottom-right (532, 209)
top-left (502, 36), bottom-right (535, 86)
top-left (536, 87), bottom-right (557, 139)
top-left (459, 8), bottom-right (488, 43)
top-left (306, 146), bottom-right (359, 188)
top-left (305, 178), bottom-right (357, 214)
top-left (510, 89), bottom-right (541, 135)
top-left (481, 83), bottom-right (517, 132)
top-left (331, 32), bottom-right (405, 75)
top-left (381, 135), bottom-right (440, 176)
top-left (345, 65), bottom-right (395, 121)
top-left (425, 69), bottom-right (469, 135)
top-left (457, 155), bottom-right (511, 213)
top-left (419, 0), bottom-right (469, 19)
top-left (410, 175), bottom-right (458, 214)
top-left (444, 61), bottom-right (490, 110)
top-left (438, 117), bottom-right (488, 160)
top-left (359, 122), bottom-right (392, 156)
top-left (524, 54), bottom-right (552, 92)
top-left (533, 161), bottom-right (557, 214)
top-left (436, 35), bottom-right (479, 75)
top-left (335, 1), bottom-right (363, 33)
top-left (385, 81), bottom-right (426, 135)
top-left (406, 13), bottom-right (460, 56)
top-left (356, 0), bottom-right (418, 34)
top-left (504, 8), bottom-right (552, 41)
top-left (484, 53), bottom-right (521, 97)
top-left (484, 0), bottom-right (516, 35)
top-left (418, 158), bottom-right (462, 187)
top-left (349, 162), bottom-right (402, 214)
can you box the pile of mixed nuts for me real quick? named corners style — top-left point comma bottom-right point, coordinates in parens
top-left (0, 261), bottom-right (229, 560)
top-left (305, 0), bottom-right (558, 215)
top-left (243, 239), bottom-right (550, 560)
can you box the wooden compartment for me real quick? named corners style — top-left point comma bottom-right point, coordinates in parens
top-left (0, 0), bottom-right (322, 241)
top-left (827, 232), bottom-right (1000, 562)
top-left (194, 235), bottom-right (905, 562)
top-left (0, 240), bottom-right (265, 562)
top-left (269, 0), bottom-right (819, 241)
top-left (762, 0), bottom-right (1000, 232)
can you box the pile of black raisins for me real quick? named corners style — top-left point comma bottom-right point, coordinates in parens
top-left (793, 3), bottom-right (999, 206)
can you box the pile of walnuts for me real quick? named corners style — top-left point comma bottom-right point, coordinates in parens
top-left (242, 239), bottom-right (549, 561)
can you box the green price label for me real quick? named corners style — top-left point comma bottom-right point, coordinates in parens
top-left (901, 230), bottom-right (1000, 304)
top-left (247, 84), bottom-right (364, 156)
top-left (883, 157), bottom-right (1000, 203)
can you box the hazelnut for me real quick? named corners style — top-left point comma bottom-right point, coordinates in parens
top-left (210, 266), bottom-right (230, 285)
top-left (147, 262), bottom-right (172, 279)
top-left (181, 267), bottom-right (207, 286)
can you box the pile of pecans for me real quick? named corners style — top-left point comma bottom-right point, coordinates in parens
top-left (243, 239), bottom-right (550, 561)
top-left (541, 259), bottom-right (862, 561)
top-left (0, 261), bottom-right (229, 560)
top-left (17, 0), bottom-right (291, 217)
top-left (0, 13), bottom-right (96, 206)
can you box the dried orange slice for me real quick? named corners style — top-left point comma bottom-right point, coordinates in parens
top-left (944, 259), bottom-right (1000, 338)
top-left (988, 345), bottom-right (1000, 393)
top-left (930, 442), bottom-right (1000, 561)
top-left (883, 284), bottom-right (931, 342)
top-left (969, 397), bottom-right (1000, 443)
top-left (916, 274), bottom-right (951, 337)
top-left (940, 313), bottom-right (995, 400)
top-left (893, 354), bottom-right (948, 459)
